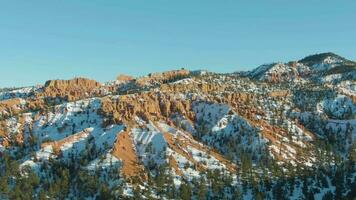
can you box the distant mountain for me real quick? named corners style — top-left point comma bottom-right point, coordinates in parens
top-left (299, 52), bottom-right (346, 66)
top-left (0, 54), bottom-right (355, 199)
top-left (247, 52), bottom-right (356, 84)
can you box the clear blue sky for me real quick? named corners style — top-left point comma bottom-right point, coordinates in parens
top-left (1, 0), bottom-right (355, 87)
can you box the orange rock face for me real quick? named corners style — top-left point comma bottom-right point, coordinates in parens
top-left (100, 91), bottom-right (196, 126)
top-left (117, 74), bottom-right (134, 82)
top-left (136, 69), bottom-right (190, 86)
top-left (0, 98), bottom-right (24, 118)
top-left (40, 78), bottom-right (102, 101)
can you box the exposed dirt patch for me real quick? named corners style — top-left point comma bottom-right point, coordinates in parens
top-left (111, 129), bottom-right (147, 180)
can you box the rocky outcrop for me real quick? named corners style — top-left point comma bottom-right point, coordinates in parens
top-left (0, 98), bottom-right (24, 118)
top-left (136, 69), bottom-right (190, 86)
top-left (117, 74), bottom-right (134, 82)
top-left (40, 78), bottom-right (103, 101)
top-left (100, 92), bottom-right (196, 126)
top-left (100, 78), bottom-right (265, 132)
top-left (150, 69), bottom-right (190, 80)
top-left (265, 70), bottom-right (300, 83)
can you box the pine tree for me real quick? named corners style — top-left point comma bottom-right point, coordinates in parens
top-left (98, 183), bottom-right (114, 200)
top-left (180, 182), bottom-right (192, 200)
top-left (197, 177), bottom-right (207, 200)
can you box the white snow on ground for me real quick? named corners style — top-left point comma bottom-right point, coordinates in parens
top-left (133, 128), bottom-right (167, 153)
top-left (60, 129), bottom-right (91, 152)
top-left (248, 62), bottom-right (310, 82)
top-left (312, 56), bottom-right (343, 72)
top-left (321, 95), bottom-right (355, 119)
top-left (248, 63), bottom-right (274, 78)
top-left (168, 149), bottom-right (200, 181)
top-left (93, 125), bottom-right (124, 151)
top-left (193, 101), bottom-right (267, 161)
top-left (86, 152), bottom-right (121, 171)
top-left (322, 74), bottom-right (343, 83)
top-left (1, 66), bottom-right (354, 199)
top-left (304, 156), bottom-right (316, 167)
top-left (171, 78), bottom-right (196, 85)
top-left (6, 117), bottom-right (21, 135)
top-left (28, 98), bottom-right (124, 158)
top-left (286, 120), bottom-right (313, 142)
top-left (20, 160), bottom-right (40, 174)
top-left (32, 98), bottom-right (102, 142)
top-left (337, 80), bottom-right (356, 96)
top-left (326, 119), bottom-right (356, 142)
top-left (36, 145), bottom-right (55, 161)
top-left (13, 97), bottom-right (125, 164)
top-left (269, 145), bottom-right (286, 159)
top-left (186, 146), bottom-right (226, 170)
top-left (132, 120), bottom-right (235, 183)
top-left (292, 139), bottom-right (306, 148)
top-left (283, 144), bottom-right (297, 155)
top-left (132, 122), bottom-right (168, 166)
top-left (193, 102), bottom-right (230, 129)
top-left (0, 86), bottom-right (39, 101)
top-left (44, 124), bottom-right (123, 161)
top-left (172, 114), bottom-right (196, 133)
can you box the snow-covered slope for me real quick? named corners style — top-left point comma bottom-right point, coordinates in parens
top-left (248, 52), bottom-right (355, 84)
top-left (0, 53), bottom-right (355, 200)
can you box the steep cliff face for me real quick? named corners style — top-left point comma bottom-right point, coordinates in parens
top-left (40, 78), bottom-right (103, 101)
top-left (100, 92), bottom-right (196, 125)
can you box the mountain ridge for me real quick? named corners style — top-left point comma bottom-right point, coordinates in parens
top-left (0, 52), bottom-right (355, 199)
